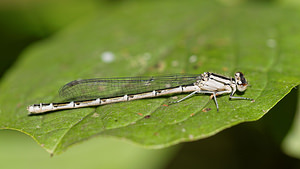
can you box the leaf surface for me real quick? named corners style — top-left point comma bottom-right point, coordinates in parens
top-left (1, 0), bottom-right (300, 154)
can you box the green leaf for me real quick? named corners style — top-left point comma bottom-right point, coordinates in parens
top-left (1, 0), bottom-right (300, 155)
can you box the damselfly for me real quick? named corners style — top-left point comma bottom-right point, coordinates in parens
top-left (27, 72), bottom-right (254, 114)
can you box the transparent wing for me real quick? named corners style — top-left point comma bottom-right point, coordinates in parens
top-left (59, 74), bottom-right (201, 101)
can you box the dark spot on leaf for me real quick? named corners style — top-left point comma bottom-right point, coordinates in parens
top-left (202, 108), bottom-right (211, 112)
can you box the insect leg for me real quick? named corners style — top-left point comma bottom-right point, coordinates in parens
top-left (229, 90), bottom-right (253, 101)
top-left (171, 91), bottom-right (198, 104)
top-left (211, 92), bottom-right (219, 111)
top-left (230, 95), bottom-right (253, 100)
top-left (197, 90), bottom-right (220, 111)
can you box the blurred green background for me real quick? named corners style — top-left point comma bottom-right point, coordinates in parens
top-left (1, 0), bottom-right (300, 168)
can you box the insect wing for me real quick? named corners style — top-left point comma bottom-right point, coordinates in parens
top-left (59, 75), bottom-right (199, 100)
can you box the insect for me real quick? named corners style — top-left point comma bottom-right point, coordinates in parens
top-left (27, 72), bottom-right (254, 114)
